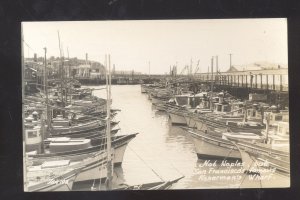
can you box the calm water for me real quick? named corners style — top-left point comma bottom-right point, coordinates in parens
top-left (75, 85), bottom-right (289, 190)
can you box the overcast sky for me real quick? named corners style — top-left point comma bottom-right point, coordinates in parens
top-left (22, 19), bottom-right (287, 74)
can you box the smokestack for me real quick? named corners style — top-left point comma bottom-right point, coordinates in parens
top-left (85, 53), bottom-right (88, 64)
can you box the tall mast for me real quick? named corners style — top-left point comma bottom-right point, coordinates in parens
top-left (43, 47), bottom-right (50, 129)
top-left (67, 47), bottom-right (72, 104)
top-left (57, 31), bottom-right (64, 106)
top-left (106, 54), bottom-right (113, 190)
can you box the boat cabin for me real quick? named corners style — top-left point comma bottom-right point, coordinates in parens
top-left (246, 105), bottom-right (263, 123)
top-left (213, 102), bottom-right (230, 113)
top-left (264, 110), bottom-right (289, 127)
top-left (47, 137), bottom-right (92, 153)
top-left (174, 93), bottom-right (207, 108)
top-left (263, 121), bottom-right (289, 151)
top-left (24, 124), bottom-right (42, 153)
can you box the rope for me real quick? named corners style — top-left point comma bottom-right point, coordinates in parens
top-left (239, 155), bottom-right (260, 189)
top-left (127, 145), bottom-right (165, 182)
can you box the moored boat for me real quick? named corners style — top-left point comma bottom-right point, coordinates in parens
top-left (188, 129), bottom-right (241, 161)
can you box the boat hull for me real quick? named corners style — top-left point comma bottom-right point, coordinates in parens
top-left (169, 112), bottom-right (187, 125)
top-left (27, 169), bottom-right (78, 192)
top-left (236, 141), bottom-right (290, 175)
top-left (194, 116), bottom-right (263, 135)
top-left (74, 155), bottom-right (108, 183)
top-left (30, 134), bottom-right (137, 166)
top-left (189, 130), bottom-right (241, 161)
top-left (184, 115), bottom-right (197, 128)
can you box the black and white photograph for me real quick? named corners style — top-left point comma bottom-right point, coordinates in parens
top-left (22, 19), bottom-right (289, 191)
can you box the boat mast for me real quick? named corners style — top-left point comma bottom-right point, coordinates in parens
top-left (106, 54), bottom-right (113, 190)
top-left (57, 31), bottom-right (64, 107)
top-left (265, 112), bottom-right (270, 144)
top-left (43, 47), bottom-right (50, 129)
top-left (67, 47), bottom-right (72, 105)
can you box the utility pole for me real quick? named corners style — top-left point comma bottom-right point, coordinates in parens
top-left (229, 53), bottom-right (232, 70)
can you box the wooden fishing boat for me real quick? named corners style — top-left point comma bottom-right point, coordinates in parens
top-left (187, 129), bottom-right (241, 161)
top-left (49, 119), bottom-right (119, 137)
top-left (28, 133), bottom-right (138, 167)
top-left (193, 115), bottom-right (265, 135)
top-left (27, 151), bottom-right (110, 184)
top-left (233, 139), bottom-right (290, 175)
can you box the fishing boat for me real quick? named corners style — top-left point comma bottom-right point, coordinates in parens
top-left (28, 133), bottom-right (137, 167)
top-left (193, 114), bottom-right (265, 135)
top-left (150, 88), bottom-right (173, 105)
top-left (71, 110), bottom-right (119, 123)
top-left (169, 109), bottom-right (188, 125)
top-left (187, 129), bottom-right (241, 161)
top-left (168, 92), bottom-right (213, 126)
top-left (50, 120), bottom-right (120, 137)
top-left (27, 151), bottom-right (110, 184)
top-left (233, 139), bottom-right (290, 175)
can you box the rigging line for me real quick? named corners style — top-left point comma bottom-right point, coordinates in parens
top-left (231, 139), bottom-right (264, 189)
top-left (127, 145), bottom-right (165, 182)
top-left (98, 153), bottom-right (105, 191)
top-left (218, 146), bottom-right (235, 170)
top-left (21, 38), bottom-right (35, 52)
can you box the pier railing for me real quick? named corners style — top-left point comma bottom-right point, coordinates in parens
top-left (194, 68), bottom-right (288, 92)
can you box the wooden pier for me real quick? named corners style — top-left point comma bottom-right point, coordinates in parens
top-left (194, 68), bottom-right (288, 92)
